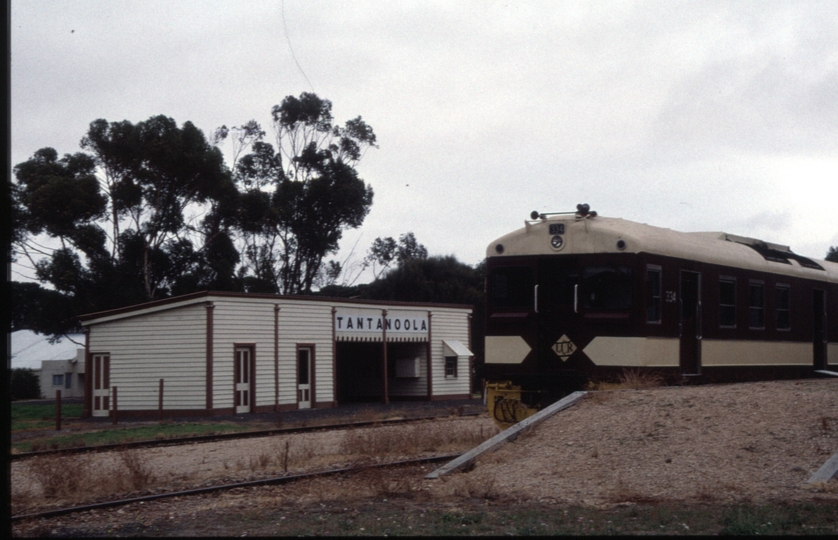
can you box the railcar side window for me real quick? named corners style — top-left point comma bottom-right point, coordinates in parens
top-left (490, 266), bottom-right (534, 309)
top-left (719, 278), bottom-right (736, 328)
top-left (646, 267), bottom-right (662, 323)
top-left (776, 285), bottom-right (790, 330)
top-left (749, 282), bottom-right (765, 329)
top-left (581, 266), bottom-right (633, 311)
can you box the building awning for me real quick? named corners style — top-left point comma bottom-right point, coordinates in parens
top-left (443, 340), bottom-right (473, 357)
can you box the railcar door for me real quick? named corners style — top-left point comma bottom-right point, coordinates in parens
top-left (813, 289), bottom-right (827, 370)
top-left (679, 271), bottom-right (701, 375)
top-left (536, 257), bottom-right (580, 369)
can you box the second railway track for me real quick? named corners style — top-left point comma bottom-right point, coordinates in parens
top-left (12, 453), bottom-right (461, 523)
top-left (12, 410), bottom-right (481, 461)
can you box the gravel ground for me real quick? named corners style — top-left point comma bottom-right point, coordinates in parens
top-left (433, 378), bottom-right (838, 506)
top-left (11, 379), bottom-right (838, 536)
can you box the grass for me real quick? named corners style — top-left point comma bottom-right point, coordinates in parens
top-left (12, 402), bottom-right (85, 431)
top-left (29, 499), bottom-right (838, 536)
top-left (13, 421), bottom-right (256, 453)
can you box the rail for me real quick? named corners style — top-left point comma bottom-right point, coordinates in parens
top-left (12, 453), bottom-right (460, 522)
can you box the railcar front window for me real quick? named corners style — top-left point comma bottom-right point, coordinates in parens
top-left (490, 267), bottom-right (534, 309)
top-left (581, 266), bottom-right (633, 311)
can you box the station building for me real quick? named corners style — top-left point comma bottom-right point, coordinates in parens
top-left (79, 292), bottom-right (474, 418)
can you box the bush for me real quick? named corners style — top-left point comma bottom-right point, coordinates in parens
top-left (10, 368), bottom-right (41, 400)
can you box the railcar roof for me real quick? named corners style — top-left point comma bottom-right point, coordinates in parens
top-left (487, 214), bottom-right (838, 282)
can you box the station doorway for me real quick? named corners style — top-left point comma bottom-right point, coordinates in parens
top-left (335, 341), bottom-right (429, 403)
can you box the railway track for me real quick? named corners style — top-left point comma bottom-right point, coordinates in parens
top-left (11, 453), bottom-right (460, 522)
top-left (12, 411), bottom-right (480, 461)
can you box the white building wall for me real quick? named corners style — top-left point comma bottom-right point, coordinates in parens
top-left (87, 303), bottom-right (206, 411)
top-left (431, 309), bottom-right (472, 397)
top-left (84, 294), bottom-right (473, 415)
top-left (276, 300), bottom-right (335, 406)
top-left (211, 298), bottom-right (277, 411)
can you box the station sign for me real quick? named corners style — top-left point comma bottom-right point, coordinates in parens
top-left (334, 308), bottom-right (428, 339)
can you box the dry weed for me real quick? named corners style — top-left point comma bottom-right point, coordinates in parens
top-left (449, 472), bottom-right (501, 500)
top-left (587, 390), bottom-right (614, 404)
top-left (355, 467), bottom-right (422, 499)
top-left (248, 451), bottom-right (272, 472)
top-left (341, 421), bottom-right (493, 462)
top-left (117, 448), bottom-right (155, 491)
top-left (809, 480), bottom-right (838, 493)
top-left (606, 475), bottom-right (650, 504)
top-left (617, 369), bottom-right (664, 390)
top-left (27, 453), bottom-right (94, 499)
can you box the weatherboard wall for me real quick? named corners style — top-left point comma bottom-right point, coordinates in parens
top-left (86, 303), bottom-right (207, 412)
top-left (430, 309), bottom-right (472, 398)
top-left (82, 292), bottom-right (473, 417)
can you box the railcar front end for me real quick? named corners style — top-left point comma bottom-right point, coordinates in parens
top-left (484, 205), bottom-right (837, 427)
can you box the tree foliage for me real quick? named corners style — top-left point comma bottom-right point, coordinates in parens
top-left (216, 92), bottom-right (377, 294)
top-left (827, 246), bottom-right (838, 263)
top-left (363, 232), bottom-right (428, 280)
top-left (12, 116), bottom-right (239, 334)
top-left (12, 96), bottom-right (380, 336)
top-left (10, 368), bottom-right (41, 401)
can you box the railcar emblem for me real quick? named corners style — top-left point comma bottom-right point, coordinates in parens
top-left (552, 334), bottom-right (577, 361)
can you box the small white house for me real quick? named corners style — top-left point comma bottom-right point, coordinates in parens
top-left (79, 292), bottom-right (474, 418)
top-left (11, 330), bottom-right (86, 399)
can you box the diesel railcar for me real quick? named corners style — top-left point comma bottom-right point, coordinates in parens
top-left (484, 204), bottom-right (838, 426)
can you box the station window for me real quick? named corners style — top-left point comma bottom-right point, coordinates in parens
top-left (646, 266), bottom-right (662, 323)
top-left (52, 374), bottom-right (63, 386)
top-left (749, 282), bottom-right (765, 329)
top-left (64, 373), bottom-right (72, 389)
top-left (775, 285), bottom-right (790, 330)
top-left (719, 278), bottom-right (736, 328)
top-left (444, 356), bottom-right (458, 377)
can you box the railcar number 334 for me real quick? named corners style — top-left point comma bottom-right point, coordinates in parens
top-left (484, 204), bottom-right (838, 427)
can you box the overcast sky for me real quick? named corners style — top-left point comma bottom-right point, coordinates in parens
top-left (11, 0), bottom-right (838, 285)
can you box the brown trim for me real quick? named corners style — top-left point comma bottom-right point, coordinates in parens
top-left (468, 314), bottom-right (473, 395)
top-left (430, 393), bottom-right (472, 401)
top-left (331, 307), bottom-right (337, 407)
top-left (426, 311), bottom-right (433, 399)
top-left (274, 305), bottom-right (280, 413)
top-left (205, 302), bottom-right (214, 410)
top-left (83, 328), bottom-right (91, 418)
top-left (79, 290), bottom-right (473, 323)
top-left (314, 401), bottom-right (336, 409)
top-left (382, 309), bottom-right (389, 404)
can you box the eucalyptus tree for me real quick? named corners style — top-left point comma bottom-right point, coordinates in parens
top-left (216, 92), bottom-right (377, 294)
top-left (12, 115), bottom-right (238, 334)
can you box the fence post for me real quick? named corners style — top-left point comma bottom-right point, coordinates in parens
top-left (112, 386), bottom-right (118, 425)
top-left (55, 390), bottom-right (62, 431)
top-left (158, 379), bottom-right (164, 422)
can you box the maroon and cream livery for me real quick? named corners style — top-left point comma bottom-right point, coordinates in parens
top-left (484, 205), bottom-right (838, 412)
